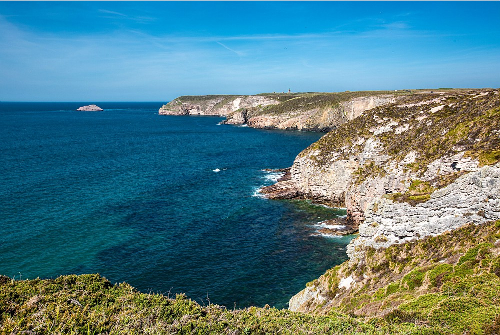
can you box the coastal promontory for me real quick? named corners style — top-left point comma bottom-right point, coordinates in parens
top-left (160, 88), bottom-right (500, 331)
top-left (159, 91), bottom-right (401, 131)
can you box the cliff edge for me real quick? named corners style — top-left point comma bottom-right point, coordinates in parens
top-left (262, 89), bottom-right (499, 226)
top-left (277, 88), bottom-right (500, 319)
top-left (159, 91), bottom-right (402, 131)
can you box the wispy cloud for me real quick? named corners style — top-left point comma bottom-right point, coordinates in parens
top-left (0, 5), bottom-right (498, 102)
top-left (215, 41), bottom-right (243, 57)
top-left (97, 8), bottom-right (156, 24)
top-left (98, 9), bottom-right (127, 17)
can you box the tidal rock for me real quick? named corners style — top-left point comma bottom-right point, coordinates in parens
top-left (77, 104), bottom-right (103, 111)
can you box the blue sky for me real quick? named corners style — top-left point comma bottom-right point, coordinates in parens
top-left (0, 2), bottom-right (499, 101)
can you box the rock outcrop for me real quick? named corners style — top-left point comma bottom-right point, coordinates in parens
top-left (77, 104), bottom-right (103, 111)
top-left (347, 162), bottom-right (500, 261)
top-left (283, 88), bottom-right (500, 314)
top-left (262, 89), bottom-right (499, 228)
top-left (159, 95), bottom-right (279, 117)
top-left (159, 92), bottom-right (401, 131)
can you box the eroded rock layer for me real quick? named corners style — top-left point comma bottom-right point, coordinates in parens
top-left (159, 91), bottom-right (401, 131)
top-left (284, 88), bottom-right (500, 315)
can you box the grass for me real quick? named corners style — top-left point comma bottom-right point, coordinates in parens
top-left (302, 220), bottom-right (500, 335)
top-left (304, 89), bottom-right (500, 176)
top-left (0, 274), bottom-right (437, 334)
top-left (384, 179), bottom-right (436, 205)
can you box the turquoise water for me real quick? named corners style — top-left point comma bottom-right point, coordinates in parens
top-left (0, 102), bottom-right (353, 308)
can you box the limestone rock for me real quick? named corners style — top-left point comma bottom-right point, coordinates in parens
top-left (347, 162), bottom-right (500, 261)
top-left (159, 95), bottom-right (278, 117)
top-left (159, 92), bottom-right (400, 131)
top-left (77, 104), bottom-right (103, 111)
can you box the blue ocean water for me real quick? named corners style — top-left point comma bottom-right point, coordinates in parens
top-left (0, 102), bottom-right (353, 308)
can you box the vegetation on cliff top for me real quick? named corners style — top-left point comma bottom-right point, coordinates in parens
top-left (303, 89), bottom-right (500, 190)
top-left (3, 221), bottom-right (500, 334)
top-left (305, 220), bottom-right (500, 335)
top-left (0, 275), bottom-right (428, 334)
top-left (255, 91), bottom-right (401, 116)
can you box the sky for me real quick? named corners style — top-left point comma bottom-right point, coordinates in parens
top-left (0, 2), bottom-right (499, 102)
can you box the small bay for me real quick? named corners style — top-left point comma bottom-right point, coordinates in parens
top-left (0, 102), bottom-right (353, 308)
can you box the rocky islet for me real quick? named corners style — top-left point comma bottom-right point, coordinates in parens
top-left (76, 104), bottom-right (103, 111)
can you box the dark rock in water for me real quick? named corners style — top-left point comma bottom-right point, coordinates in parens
top-left (263, 168), bottom-right (292, 182)
top-left (77, 104), bottom-right (103, 111)
top-left (259, 180), bottom-right (301, 199)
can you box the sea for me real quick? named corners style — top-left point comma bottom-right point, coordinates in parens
top-left (0, 102), bottom-right (354, 309)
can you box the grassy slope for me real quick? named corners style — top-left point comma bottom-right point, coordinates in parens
top-left (2, 221), bottom-right (500, 334)
top-left (0, 274), bottom-right (423, 334)
top-left (308, 89), bottom-right (499, 166)
top-left (306, 220), bottom-right (500, 335)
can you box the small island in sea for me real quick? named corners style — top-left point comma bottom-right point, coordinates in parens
top-left (76, 104), bottom-right (103, 111)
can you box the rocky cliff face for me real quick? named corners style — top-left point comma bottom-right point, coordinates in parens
top-left (347, 162), bottom-right (500, 260)
top-left (160, 92), bottom-right (400, 131)
top-left (282, 88), bottom-right (500, 314)
top-left (159, 95), bottom-right (279, 117)
top-left (262, 89), bottom-right (499, 226)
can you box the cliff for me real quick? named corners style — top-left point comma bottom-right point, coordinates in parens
top-left (159, 94), bottom-right (279, 117)
top-left (270, 88), bottom-right (500, 319)
top-left (262, 89), bottom-right (499, 225)
top-left (159, 91), bottom-right (402, 131)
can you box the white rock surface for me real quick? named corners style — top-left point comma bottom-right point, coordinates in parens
top-left (77, 104), bottom-right (103, 111)
top-left (347, 163), bottom-right (500, 261)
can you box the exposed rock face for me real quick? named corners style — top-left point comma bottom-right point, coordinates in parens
top-left (158, 95), bottom-right (279, 117)
top-left (286, 89), bottom-right (500, 314)
top-left (160, 92), bottom-right (399, 131)
top-left (347, 162), bottom-right (500, 261)
top-left (77, 104), bottom-right (103, 111)
top-left (233, 94), bottom-right (397, 131)
top-left (264, 89), bottom-right (499, 227)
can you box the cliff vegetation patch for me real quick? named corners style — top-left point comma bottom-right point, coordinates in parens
top-left (307, 90), bottom-right (499, 169)
top-left (300, 220), bottom-right (500, 334)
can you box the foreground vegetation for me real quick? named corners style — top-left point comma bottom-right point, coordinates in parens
top-left (0, 274), bottom-right (429, 334)
top-left (2, 221), bottom-right (500, 334)
top-left (305, 220), bottom-right (500, 335)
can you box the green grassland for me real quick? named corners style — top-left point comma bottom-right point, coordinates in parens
top-left (305, 220), bottom-right (500, 335)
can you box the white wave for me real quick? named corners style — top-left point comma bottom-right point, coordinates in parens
top-left (213, 168), bottom-right (221, 173)
top-left (251, 186), bottom-right (266, 198)
top-left (239, 124), bottom-right (249, 127)
top-left (311, 232), bottom-right (343, 238)
top-left (262, 171), bottom-right (285, 183)
top-left (313, 222), bottom-right (346, 230)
